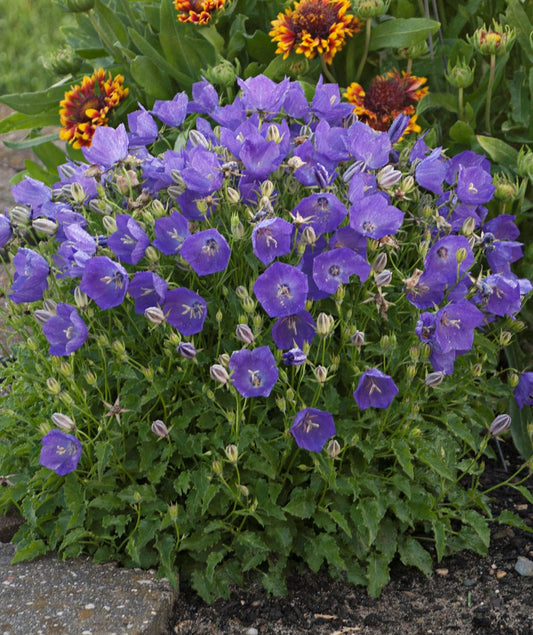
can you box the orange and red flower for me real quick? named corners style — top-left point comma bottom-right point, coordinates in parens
top-left (270, 0), bottom-right (360, 65)
top-left (174, 0), bottom-right (226, 25)
top-left (344, 70), bottom-right (428, 136)
top-left (59, 69), bottom-right (129, 149)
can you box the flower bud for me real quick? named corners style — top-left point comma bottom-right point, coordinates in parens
top-left (499, 331), bottom-right (512, 346)
top-left (456, 247), bottom-right (468, 264)
top-left (212, 460), bottom-right (223, 476)
top-left (151, 419), bottom-right (169, 438)
top-left (9, 205), bottom-right (31, 227)
top-left (226, 187), bottom-right (240, 204)
top-left (46, 377), bottom-right (62, 395)
top-left (74, 286), bottom-right (88, 310)
top-left (461, 216), bottom-right (477, 237)
top-left (446, 58), bottom-right (476, 88)
top-left (372, 252), bottom-right (387, 273)
top-left (375, 269), bottom-right (392, 287)
top-left (377, 164), bottom-right (402, 189)
top-left (316, 312), bottom-right (334, 337)
top-left (177, 341), bottom-right (197, 359)
top-left (235, 323), bottom-right (255, 345)
top-left (509, 372), bottom-right (519, 388)
top-left (354, 0), bottom-right (390, 19)
top-left (409, 345), bottom-right (420, 361)
top-left (489, 414), bottom-right (511, 437)
top-left (32, 217), bottom-right (57, 236)
top-left (276, 396), bottom-right (286, 413)
top-left (469, 21), bottom-right (516, 56)
top-left (517, 146), bottom-right (533, 180)
top-left (351, 330), bottom-right (365, 348)
top-left (287, 156), bottom-right (305, 170)
top-left (301, 226), bottom-right (317, 245)
top-left (327, 439), bottom-right (341, 459)
top-left (218, 353), bottom-right (230, 367)
top-left (144, 306), bottom-right (166, 325)
top-left (34, 309), bottom-right (54, 325)
top-left (260, 180), bottom-right (274, 198)
top-left (39, 421), bottom-right (52, 435)
top-left (112, 340), bottom-right (126, 355)
top-left (188, 129), bottom-right (209, 149)
top-left (242, 296), bottom-right (256, 314)
top-left (210, 364), bottom-right (230, 385)
top-left (471, 363), bottom-right (483, 377)
top-left (151, 199), bottom-right (166, 218)
top-left (85, 370), bottom-right (97, 385)
top-left (224, 444), bottom-right (238, 464)
top-left (314, 365), bottom-right (328, 384)
top-left (425, 371), bottom-right (445, 387)
top-left (236, 484), bottom-right (249, 497)
top-left (266, 124), bottom-right (281, 143)
top-left (102, 215), bottom-right (117, 234)
top-left (204, 59), bottom-right (236, 88)
top-left (52, 412), bottom-right (76, 432)
top-left (59, 391), bottom-right (74, 406)
top-left (145, 246), bottom-right (160, 263)
top-left (406, 365), bottom-right (417, 380)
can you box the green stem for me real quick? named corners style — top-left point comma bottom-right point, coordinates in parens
top-left (319, 55), bottom-right (337, 83)
top-left (355, 19), bottom-right (372, 82)
top-left (458, 86), bottom-right (464, 121)
top-left (485, 54), bottom-right (496, 135)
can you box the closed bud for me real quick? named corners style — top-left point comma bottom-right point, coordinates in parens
top-left (236, 484), bottom-right (249, 497)
top-left (145, 306), bottom-right (166, 325)
top-left (34, 309), bottom-right (54, 325)
top-left (74, 286), bottom-right (88, 310)
top-left (456, 247), bottom-right (468, 264)
top-left (59, 361), bottom-right (73, 378)
top-left (9, 205), bottom-right (32, 227)
top-left (461, 216), bottom-right (477, 236)
top-left (377, 164), bottom-right (402, 188)
top-left (409, 345), bottom-right (420, 361)
top-left (446, 58), bottom-right (476, 88)
top-left (421, 343), bottom-right (431, 359)
top-left (499, 331), bottom-right (512, 346)
top-left (70, 181), bottom-right (86, 203)
top-left (144, 246), bottom-right (159, 263)
top-left (301, 226), bottom-right (317, 245)
top-left (59, 391), bottom-right (74, 406)
top-left (226, 187), bottom-right (240, 204)
top-left (489, 414), bottom-right (511, 437)
top-left (401, 175), bottom-right (415, 194)
top-left (317, 312), bottom-right (334, 337)
top-left (469, 21), bottom-right (516, 56)
top-left (375, 269), bottom-right (392, 287)
top-left (287, 156), bottom-right (305, 170)
top-left (471, 362), bottom-right (483, 377)
top-left (351, 330), bottom-right (365, 348)
top-left (170, 169), bottom-right (186, 188)
top-left (286, 387), bottom-right (296, 403)
top-left (276, 396), bottom-right (286, 413)
top-left (235, 285), bottom-right (249, 299)
top-left (203, 59), bottom-right (236, 88)
top-left (42, 299), bottom-right (57, 314)
top-left (32, 217), bottom-right (58, 236)
top-left (509, 372), bottom-right (519, 388)
top-left (517, 146), bottom-right (533, 180)
top-left (354, 0), bottom-right (390, 19)
top-left (52, 412), bottom-right (76, 432)
top-left (252, 313), bottom-right (263, 331)
top-left (266, 124), bottom-right (281, 143)
top-left (177, 341), bottom-right (197, 359)
top-left (406, 364), bottom-right (417, 380)
top-left (334, 283), bottom-right (345, 304)
top-left (242, 296), bottom-right (256, 314)
top-left (372, 252), bottom-right (387, 273)
top-left (327, 439), bottom-right (341, 459)
top-left (493, 173), bottom-right (518, 202)
top-left (218, 353), bottom-right (230, 367)
top-left (112, 340), bottom-right (126, 355)
top-left (212, 460), bottom-right (223, 475)
top-left (39, 421), bottom-right (52, 435)
top-left (151, 419), bottom-right (169, 438)
top-left (260, 180), bottom-right (274, 198)
top-left (425, 371), bottom-right (445, 387)
top-left (224, 444), bottom-right (238, 464)
top-left (26, 338), bottom-right (38, 352)
top-left (85, 370), bottom-right (97, 385)
top-left (151, 199), bottom-right (166, 218)
top-left (188, 129), bottom-right (209, 149)
top-left (142, 367), bottom-right (154, 381)
top-left (235, 323), bottom-right (255, 345)
top-left (46, 377), bottom-right (62, 395)
top-left (210, 364), bottom-right (230, 384)
top-left (314, 365), bottom-right (328, 384)
top-left (102, 215), bottom-right (117, 234)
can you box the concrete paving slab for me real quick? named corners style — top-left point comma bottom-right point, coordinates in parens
top-left (0, 542), bottom-right (177, 634)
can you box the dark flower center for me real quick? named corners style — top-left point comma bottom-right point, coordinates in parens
top-left (202, 238), bottom-right (219, 256)
top-left (329, 265), bottom-right (340, 276)
top-left (291, 1), bottom-right (338, 38)
top-left (437, 247), bottom-right (449, 260)
top-left (78, 95), bottom-right (106, 122)
top-left (315, 196), bottom-right (330, 211)
top-left (248, 369), bottom-right (263, 387)
top-left (362, 221), bottom-right (376, 232)
top-left (365, 77), bottom-right (410, 114)
top-left (277, 283), bottom-right (293, 300)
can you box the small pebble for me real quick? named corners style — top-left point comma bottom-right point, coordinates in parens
top-left (515, 556), bottom-right (533, 577)
top-left (496, 570), bottom-right (507, 579)
top-left (245, 628), bottom-right (259, 635)
top-left (463, 579), bottom-right (477, 587)
top-left (436, 568), bottom-right (448, 576)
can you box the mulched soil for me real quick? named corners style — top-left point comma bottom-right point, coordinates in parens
top-left (171, 444), bottom-right (533, 635)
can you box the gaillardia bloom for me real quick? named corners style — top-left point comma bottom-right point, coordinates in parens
top-left (39, 429), bottom-right (82, 476)
top-left (59, 69), bottom-right (129, 149)
top-left (344, 70), bottom-right (428, 134)
top-left (174, 0), bottom-right (226, 24)
top-left (270, 0), bottom-right (360, 65)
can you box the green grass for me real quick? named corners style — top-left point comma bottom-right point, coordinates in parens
top-left (0, 0), bottom-right (72, 95)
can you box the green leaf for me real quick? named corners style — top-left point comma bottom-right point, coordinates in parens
top-left (463, 510), bottom-right (490, 549)
top-left (3, 132), bottom-right (60, 151)
top-left (128, 29), bottom-right (191, 87)
top-left (417, 448), bottom-right (455, 481)
top-left (0, 84), bottom-right (68, 116)
top-left (283, 489), bottom-right (316, 518)
top-left (511, 485), bottom-right (533, 506)
top-left (398, 536), bottom-right (433, 575)
top-left (497, 510), bottom-right (533, 532)
top-left (392, 439), bottom-right (414, 479)
top-left (417, 92), bottom-right (458, 116)
top-left (506, 0), bottom-right (533, 63)
top-left (445, 414), bottom-right (477, 450)
top-left (508, 395), bottom-right (533, 460)
top-left (432, 519), bottom-right (447, 562)
top-left (93, 0), bottom-right (130, 49)
top-left (369, 18), bottom-right (441, 51)
top-left (12, 538), bottom-right (48, 563)
top-left (449, 121), bottom-right (476, 145)
top-left (476, 136), bottom-right (519, 172)
top-left (328, 508), bottom-right (352, 538)
top-left (130, 56), bottom-right (176, 99)
top-left (0, 112), bottom-right (59, 135)
top-left (366, 553), bottom-right (390, 597)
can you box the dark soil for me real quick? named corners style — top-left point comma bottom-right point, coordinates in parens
top-left (1, 105), bottom-right (532, 635)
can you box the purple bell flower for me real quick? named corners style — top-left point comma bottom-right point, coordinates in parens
top-left (475, 274), bottom-right (522, 317)
top-left (292, 193), bottom-right (347, 238)
top-left (127, 106), bottom-right (159, 147)
top-left (229, 345), bottom-right (279, 398)
top-left (282, 347), bottom-right (307, 366)
top-left (11, 176), bottom-right (51, 214)
top-left (128, 271), bottom-right (168, 314)
top-left (415, 148), bottom-right (446, 194)
top-left (434, 300), bottom-right (485, 354)
top-left (39, 429), bottom-right (82, 476)
top-left (237, 75), bottom-right (290, 116)
top-left (82, 124), bottom-right (129, 168)
top-left (163, 287), bottom-right (207, 335)
top-left (0, 214), bottom-right (12, 247)
top-left (455, 165), bottom-right (495, 205)
top-left (80, 256), bottom-right (128, 309)
top-left (251, 218), bottom-right (294, 265)
top-left (344, 121), bottom-right (391, 169)
top-left (290, 407), bottom-right (336, 452)
top-left (180, 228), bottom-right (231, 276)
top-left (514, 372), bottom-right (533, 410)
top-left (42, 302), bottom-right (88, 356)
top-left (9, 248), bottom-right (49, 303)
top-left (312, 77), bottom-right (353, 125)
top-left (108, 214), bottom-right (150, 265)
top-left (153, 210), bottom-right (190, 255)
top-left (424, 235), bottom-right (474, 286)
top-left (349, 194), bottom-right (404, 239)
top-left (272, 310), bottom-right (316, 350)
top-left (312, 247), bottom-right (370, 294)
top-left (152, 91), bottom-right (188, 126)
top-left (253, 262), bottom-right (308, 317)
top-left (353, 368), bottom-right (399, 410)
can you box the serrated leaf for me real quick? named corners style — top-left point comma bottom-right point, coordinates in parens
top-left (432, 519), bottom-right (447, 562)
top-left (392, 439), bottom-right (414, 479)
top-left (417, 447), bottom-right (455, 481)
top-left (283, 489), bottom-right (316, 518)
top-left (328, 508), bottom-right (352, 538)
top-left (359, 498), bottom-right (386, 546)
top-left (369, 18), bottom-right (440, 51)
top-left (463, 510), bottom-right (491, 548)
top-left (398, 536), bottom-right (433, 575)
top-left (497, 509), bottom-right (533, 532)
top-left (367, 553), bottom-right (390, 597)
top-left (12, 538), bottom-right (48, 563)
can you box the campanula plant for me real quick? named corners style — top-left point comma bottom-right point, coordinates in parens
top-left (0, 75), bottom-right (532, 601)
